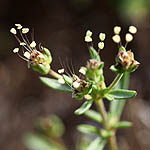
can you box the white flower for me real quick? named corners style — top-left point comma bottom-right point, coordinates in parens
top-left (125, 33), bottom-right (133, 42)
top-left (13, 48), bottom-right (19, 53)
top-left (84, 94), bottom-right (92, 100)
top-left (58, 78), bottom-right (65, 84)
top-left (112, 35), bottom-right (121, 43)
top-left (79, 67), bottom-right (86, 75)
top-left (10, 28), bottom-right (17, 34)
top-left (22, 28), bottom-right (29, 34)
top-left (58, 68), bottom-right (64, 74)
top-left (86, 30), bottom-right (92, 36)
top-left (72, 81), bottom-right (80, 89)
top-left (30, 41), bottom-right (36, 48)
top-left (113, 26), bottom-right (121, 35)
top-left (24, 51), bottom-right (31, 59)
top-left (129, 26), bottom-right (137, 34)
top-left (20, 42), bottom-right (26, 46)
top-left (98, 42), bottom-right (104, 49)
top-left (85, 36), bottom-right (92, 42)
top-left (99, 33), bottom-right (106, 41)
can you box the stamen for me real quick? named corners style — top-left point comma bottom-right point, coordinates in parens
top-left (99, 33), bottom-right (106, 41)
top-left (113, 26), bottom-right (121, 35)
top-left (86, 30), bottom-right (92, 37)
top-left (129, 26), bottom-right (137, 34)
top-left (10, 28), bottom-right (17, 34)
top-left (112, 35), bottom-right (121, 43)
top-left (30, 41), bottom-right (36, 48)
top-left (98, 42), bottom-right (104, 50)
top-left (24, 51), bottom-right (31, 59)
top-left (58, 68), bottom-right (65, 74)
top-left (13, 48), bottom-right (19, 53)
top-left (22, 28), bottom-right (29, 34)
top-left (85, 36), bottom-right (92, 42)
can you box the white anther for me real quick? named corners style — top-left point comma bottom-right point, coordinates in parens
top-left (58, 68), bottom-right (64, 74)
top-left (99, 33), bottom-right (106, 41)
top-left (79, 67), bottom-right (86, 75)
top-left (30, 41), bottom-right (36, 48)
top-left (13, 48), bottom-right (19, 53)
top-left (72, 81), bottom-right (80, 89)
top-left (20, 42), bottom-right (26, 46)
top-left (98, 42), bottom-right (104, 49)
top-left (112, 35), bottom-right (121, 43)
top-left (129, 26), bottom-right (137, 34)
top-left (85, 36), bottom-right (92, 42)
top-left (22, 28), bottom-right (29, 34)
top-left (125, 33), bottom-right (133, 42)
top-left (86, 30), bottom-right (92, 36)
top-left (10, 28), bottom-right (17, 34)
top-left (24, 51), bottom-right (31, 59)
top-left (113, 26), bottom-right (121, 35)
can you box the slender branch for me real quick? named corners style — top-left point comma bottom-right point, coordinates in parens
top-left (107, 73), bottom-right (123, 91)
top-left (96, 98), bottom-right (118, 150)
top-left (49, 69), bottom-right (62, 79)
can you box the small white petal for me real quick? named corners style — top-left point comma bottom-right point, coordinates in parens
top-left (86, 30), bottom-right (92, 36)
top-left (85, 36), bottom-right (92, 42)
top-left (30, 41), bottom-right (36, 48)
top-left (13, 48), bottom-right (19, 53)
top-left (99, 33), bottom-right (106, 41)
top-left (10, 28), bottom-right (17, 34)
top-left (84, 94), bottom-right (92, 100)
top-left (112, 35), bottom-right (121, 43)
top-left (22, 28), bottom-right (29, 34)
top-left (129, 26), bottom-right (137, 34)
top-left (24, 51), bottom-right (31, 59)
top-left (113, 26), bottom-right (121, 35)
top-left (58, 78), bottom-right (65, 84)
top-left (98, 42), bottom-right (104, 49)
top-left (125, 33), bottom-right (133, 42)
top-left (20, 42), bottom-right (26, 46)
top-left (72, 81), bottom-right (80, 89)
top-left (79, 67), bottom-right (86, 75)
top-left (58, 68), bottom-right (64, 74)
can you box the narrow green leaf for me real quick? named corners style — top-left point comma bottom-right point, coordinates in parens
top-left (115, 121), bottom-right (132, 129)
top-left (23, 133), bottom-right (59, 150)
top-left (109, 89), bottom-right (136, 100)
top-left (84, 109), bottom-right (103, 123)
top-left (77, 124), bottom-right (99, 135)
top-left (63, 74), bottom-right (72, 85)
top-left (40, 77), bottom-right (72, 93)
top-left (74, 101), bottom-right (93, 115)
top-left (87, 137), bottom-right (106, 150)
top-left (110, 73), bottom-right (130, 118)
top-left (89, 46), bottom-right (101, 61)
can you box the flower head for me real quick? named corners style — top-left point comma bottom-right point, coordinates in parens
top-left (10, 24), bottom-right (52, 74)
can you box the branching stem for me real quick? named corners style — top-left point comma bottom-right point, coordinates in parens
top-left (107, 73), bottom-right (123, 91)
top-left (96, 98), bottom-right (118, 150)
top-left (49, 69), bottom-right (62, 79)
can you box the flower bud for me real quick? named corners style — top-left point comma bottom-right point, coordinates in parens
top-left (116, 50), bottom-right (140, 72)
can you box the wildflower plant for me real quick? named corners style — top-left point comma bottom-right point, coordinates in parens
top-left (11, 24), bottom-right (139, 150)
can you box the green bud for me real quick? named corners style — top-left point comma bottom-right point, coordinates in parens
top-left (28, 47), bottom-right (52, 74)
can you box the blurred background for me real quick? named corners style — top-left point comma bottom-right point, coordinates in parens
top-left (0, 0), bottom-right (150, 150)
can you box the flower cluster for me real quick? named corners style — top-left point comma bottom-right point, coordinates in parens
top-left (10, 24), bottom-right (52, 74)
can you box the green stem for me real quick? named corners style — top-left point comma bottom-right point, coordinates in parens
top-left (107, 73), bottom-right (123, 91)
top-left (49, 69), bottom-right (62, 79)
top-left (96, 98), bottom-right (118, 150)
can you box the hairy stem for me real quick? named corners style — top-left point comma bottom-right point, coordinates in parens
top-left (96, 98), bottom-right (118, 150)
top-left (49, 69), bottom-right (62, 79)
top-left (107, 73), bottom-right (123, 91)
